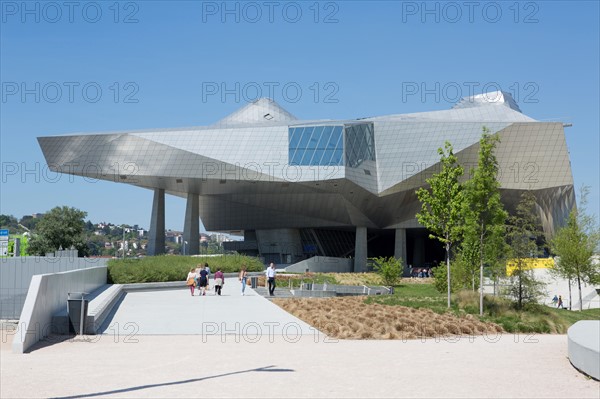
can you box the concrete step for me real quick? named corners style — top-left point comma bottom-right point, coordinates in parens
top-left (253, 287), bottom-right (295, 299)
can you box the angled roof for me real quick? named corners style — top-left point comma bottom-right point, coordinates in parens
top-left (453, 90), bottom-right (522, 112)
top-left (212, 98), bottom-right (298, 128)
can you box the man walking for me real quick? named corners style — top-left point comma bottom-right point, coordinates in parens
top-left (267, 262), bottom-right (276, 296)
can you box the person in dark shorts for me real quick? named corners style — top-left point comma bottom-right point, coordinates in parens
top-left (198, 266), bottom-right (209, 296)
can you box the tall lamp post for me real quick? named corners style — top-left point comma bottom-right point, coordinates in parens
top-left (117, 225), bottom-right (126, 259)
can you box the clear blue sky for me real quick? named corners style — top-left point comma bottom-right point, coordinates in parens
top-left (1, 1), bottom-right (599, 231)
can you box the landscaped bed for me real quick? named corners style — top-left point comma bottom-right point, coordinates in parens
top-left (272, 279), bottom-right (600, 339)
top-left (273, 296), bottom-right (503, 339)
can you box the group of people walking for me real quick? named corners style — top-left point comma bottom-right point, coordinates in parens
top-left (185, 263), bottom-right (277, 297)
top-left (186, 263), bottom-right (253, 296)
top-left (552, 294), bottom-right (565, 309)
top-left (186, 263), bottom-right (225, 296)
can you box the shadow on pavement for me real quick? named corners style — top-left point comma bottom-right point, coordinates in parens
top-left (50, 365), bottom-right (295, 399)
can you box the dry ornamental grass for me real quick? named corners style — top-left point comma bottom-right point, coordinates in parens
top-left (273, 296), bottom-right (503, 340)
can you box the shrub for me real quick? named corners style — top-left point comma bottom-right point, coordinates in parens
top-left (371, 256), bottom-right (403, 286)
top-left (107, 254), bottom-right (264, 284)
top-left (432, 262), bottom-right (460, 294)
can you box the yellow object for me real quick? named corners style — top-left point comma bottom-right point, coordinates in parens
top-left (506, 258), bottom-right (554, 276)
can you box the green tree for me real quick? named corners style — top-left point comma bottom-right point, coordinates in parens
top-left (452, 241), bottom-right (481, 291)
top-left (461, 129), bottom-right (508, 315)
top-left (372, 256), bottom-right (403, 287)
top-left (27, 206), bottom-right (89, 257)
top-left (506, 192), bottom-right (546, 309)
top-left (85, 220), bottom-right (95, 232)
top-left (19, 215), bottom-right (40, 231)
top-left (416, 142), bottom-right (464, 308)
top-left (0, 214), bottom-right (19, 231)
top-left (551, 187), bottom-right (600, 310)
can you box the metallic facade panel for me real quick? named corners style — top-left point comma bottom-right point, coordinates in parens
top-left (38, 91), bottom-right (575, 237)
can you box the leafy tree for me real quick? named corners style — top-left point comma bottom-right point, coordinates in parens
top-left (485, 230), bottom-right (510, 297)
top-left (506, 192), bottom-right (546, 309)
top-left (452, 242), bottom-right (481, 291)
top-left (551, 187), bottom-right (600, 310)
top-left (461, 129), bottom-right (508, 315)
top-left (372, 256), bottom-right (403, 287)
top-left (27, 206), bottom-right (89, 257)
top-left (19, 215), bottom-right (40, 231)
top-left (85, 220), bottom-right (95, 232)
top-left (86, 233), bottom-right (108, 256)
top-left (416, 142), bottom-right (464, 308)
top-left (0, 214), bottom-right (19, 231)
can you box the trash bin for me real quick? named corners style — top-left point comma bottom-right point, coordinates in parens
top-left (67, 292), bottom-right (88, 335)
top-left (250, 276), bottom-right (258, 289)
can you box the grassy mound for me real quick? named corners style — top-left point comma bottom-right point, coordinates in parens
top-left (368, 285), bottom-right (600, 334)
top-left (107, 255), bottom-right (264, 284)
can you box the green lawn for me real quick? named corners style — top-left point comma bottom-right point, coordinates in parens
top-left (269, 272), bottom-right (342, 288)
top-left (366, 283), bottom-right (449, 313)
top-left (366, 283), bottom-right (600, 334)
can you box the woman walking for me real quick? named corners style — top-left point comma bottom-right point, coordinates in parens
top-left (194, 265), bottom-right (202, 296)
top-left (186, 268), bottom-right (196, 296)
top-left (214, 268), bottom-right (224, 296)
top-left (239, 265), bottom-right (248, 296)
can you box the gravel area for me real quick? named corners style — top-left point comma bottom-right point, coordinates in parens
top-left (1, 333), bottom-right (598, 398)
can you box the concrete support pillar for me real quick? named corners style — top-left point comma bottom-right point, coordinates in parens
top-left (413, 233), bottom-right (424, 268)
top-left (147, 188), bottom-right (165, 256)
top-left (183, 193), bottom-right (200, 255)
top-left (394, 228), bottom-right (409, 276)
top-left (354, 226), bottom-right (367, 273)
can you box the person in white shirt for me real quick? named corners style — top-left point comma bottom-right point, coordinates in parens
top-left (266, 262), bottom-right (276, 296)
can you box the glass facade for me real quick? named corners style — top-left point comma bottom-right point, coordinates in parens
top-left (288, 123), bottom-right (376, 167)
top-left (345, 123), bottom-right (375, 168)
top-left (288, 125), bottom-right (344, 166)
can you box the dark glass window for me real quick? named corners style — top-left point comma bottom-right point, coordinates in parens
top-left (289, 125), bottom-right (343, 166)
top-left (345, 123), bottom-right (375, 168)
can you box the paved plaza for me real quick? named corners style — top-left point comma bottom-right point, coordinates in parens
top-left (1, 279), bottom-right (598, 398)
top-left (100, 278), bottom-right (317, 336)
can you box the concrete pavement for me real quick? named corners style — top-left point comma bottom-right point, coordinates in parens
top-left (2, 277), bottom-right (598, 398)
top-left (99, 277), bottom-right (319, 337)
top-left (1, 333), bottom-right (598, 398)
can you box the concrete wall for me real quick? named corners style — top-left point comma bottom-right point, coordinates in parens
top-left (0, 256), bottom-right (107, 319)
top-left (256, 228), bottom-right (303, 263)
top-left (285, 256), bottom-right (353, 273)
top-left (568, 320), bottom-right (600, 380)
top-left (12, 266), bottom-right (107, 353)
top-left (482, 264), bottom-right (600, 310)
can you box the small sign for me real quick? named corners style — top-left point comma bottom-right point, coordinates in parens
top-left (0, 230), bottom-right (8, 242)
